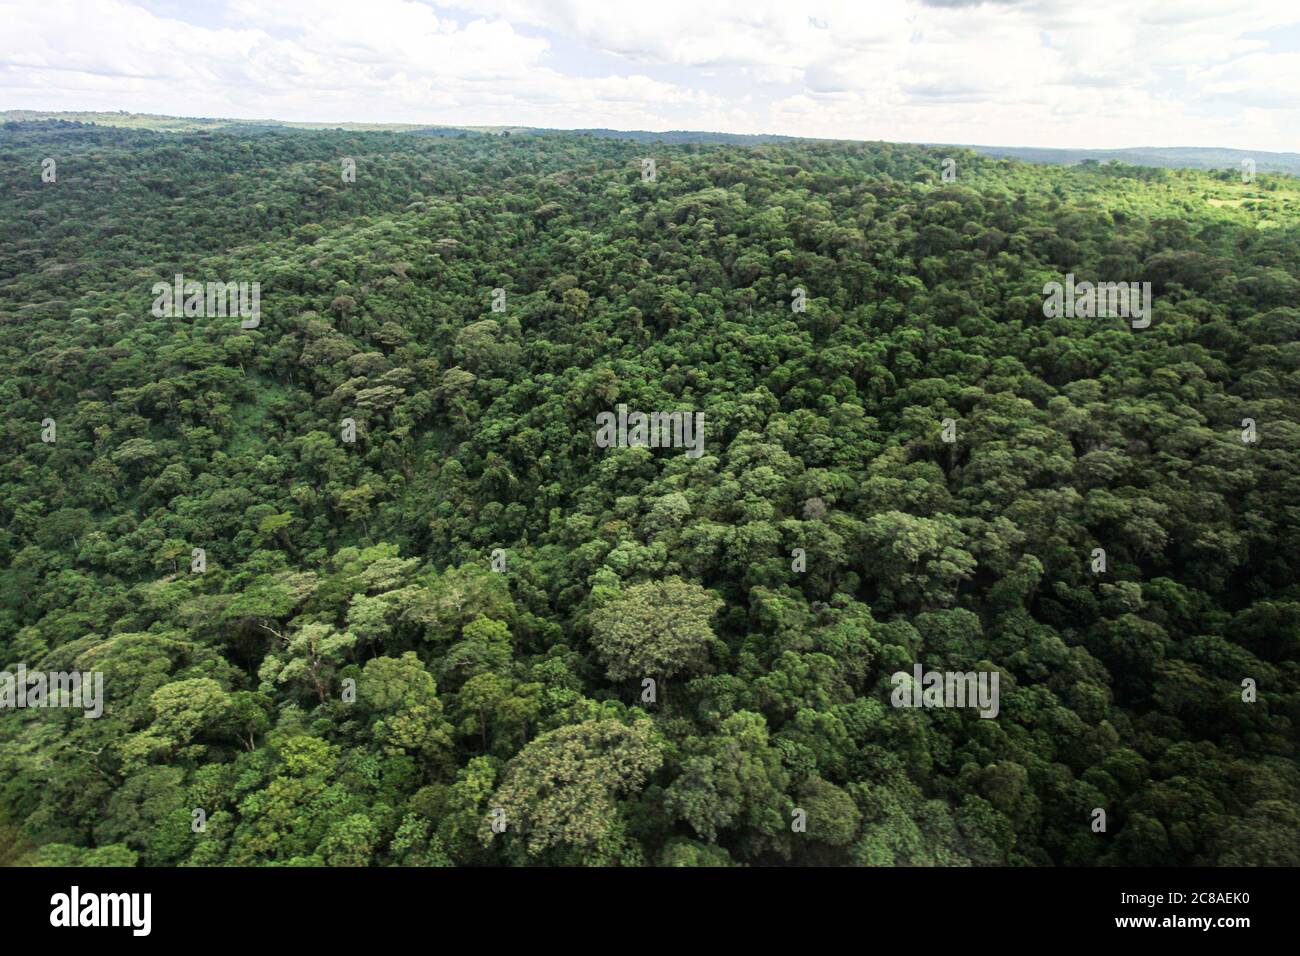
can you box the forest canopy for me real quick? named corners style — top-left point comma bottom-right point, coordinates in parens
top-left (0, 120), bottom-right (1297, 867)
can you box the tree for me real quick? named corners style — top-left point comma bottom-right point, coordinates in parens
top-left (860, 511), bottom-right (976, 610)
top-left (483, 719), bottom-right (663, 859)
top-left (360, 652), bottom-right (454, 760)
top-left (258, 622), bottom-right (357, 705)
top-left (663, 711), bottom-right (791, 851)
top-left (588, 578), bottom-right (723, 690)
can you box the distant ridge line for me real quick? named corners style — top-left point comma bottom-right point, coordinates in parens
top-left (4, 110), bottom-right (1298, 173)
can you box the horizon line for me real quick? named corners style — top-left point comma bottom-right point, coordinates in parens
top-left (4, 109), bottom-right (1296, 158)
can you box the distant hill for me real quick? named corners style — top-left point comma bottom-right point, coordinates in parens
top-left (953, 144), bottom-right (1300, 175)
top-left (4, 110), bottom-right (1295, 173)
top-left (551, 128), bottom-right (799, 145)
top-left (0, 112), bottom-right (800, 144)
top-left (0, 110), bottom-right (474, 134)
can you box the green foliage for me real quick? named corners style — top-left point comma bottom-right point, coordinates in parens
top-left (483, 718), bottom-right (663, 862)
top-left (588, 578), bottom-right (723, 683)
top-left (1, 121), bottom-right (1297, 866)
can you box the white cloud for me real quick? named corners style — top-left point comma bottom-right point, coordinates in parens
top-left (1, 0), bottom-right (1297, 147)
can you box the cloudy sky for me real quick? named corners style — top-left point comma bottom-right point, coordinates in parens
top-left (3, 0), bottom-right (1299, 149)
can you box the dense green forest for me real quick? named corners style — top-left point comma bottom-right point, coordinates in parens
top-left (1, 119), bottom-right (1297, 867)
